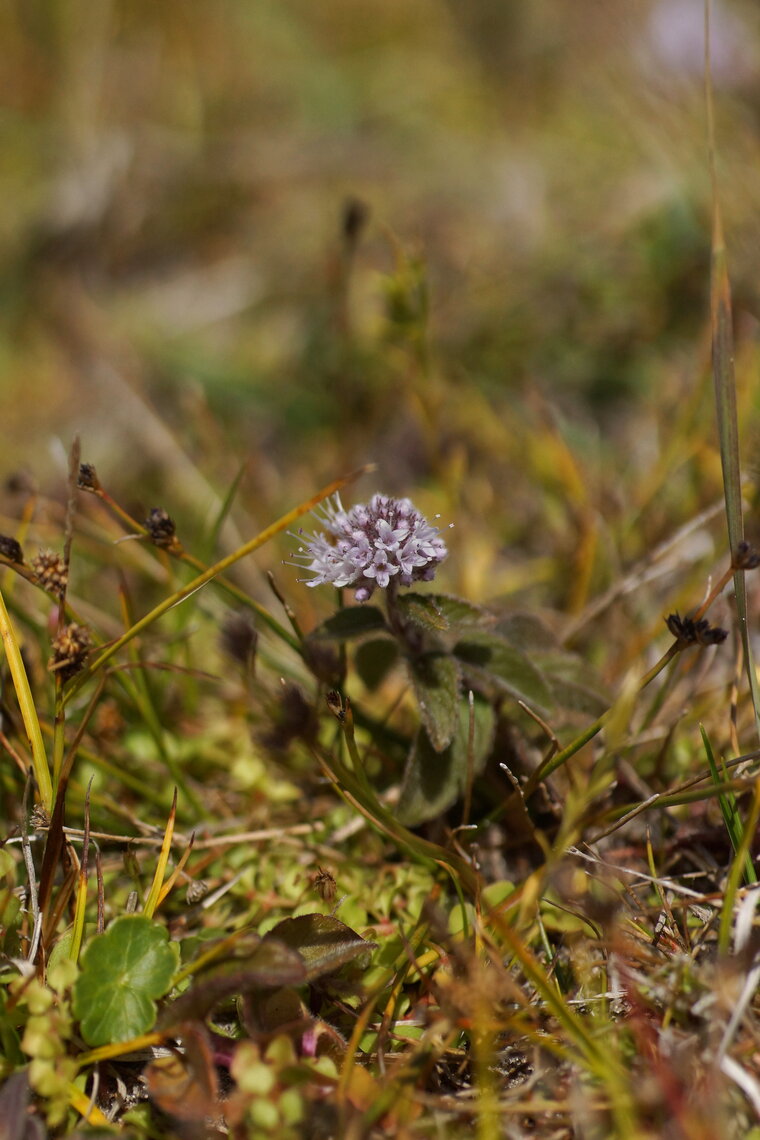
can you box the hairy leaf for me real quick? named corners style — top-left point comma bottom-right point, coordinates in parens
top-left (309, 606), bottom-right (388, 641)
top-left (397, 695), bottom-right (496, 826)
top-left (406, 651), bottom-right (461, 751)
top-left (397, 593), bottom-right (449, 631)
top-left (266, 914), bottom-right (375, 981)
top-left (454, 633), bottom-right (553, 713)
top-left (427, 593), bottom-right (490, 631)
top-left (355, 638), bottom-right (399, 690)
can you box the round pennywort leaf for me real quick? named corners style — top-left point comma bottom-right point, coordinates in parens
top-left (73, 915), bottom-right (179, 1046)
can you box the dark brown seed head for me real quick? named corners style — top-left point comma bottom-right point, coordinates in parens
top-left (77, 463), bottom-right (101, 493)
top-left (219, 612), bottom-right (258, 670)
top-left (145, 507), bottom-right (180, 551)
top-left (342, 196), bottom-right (370, 246)
top-left (733, 540), bottom-right (760, 571)
top-left (326, 690), bottom-right (344, 720)
top-left (31, 550), bottom-right (68, 601)
top-left (48, 622), bottom-right (92, 681)
top-left (0, 535), bottom-right (24, 564)
top-left (665, 612), bottom-right (728, 648)
top-left (5, 470), bottom-right (36, 497)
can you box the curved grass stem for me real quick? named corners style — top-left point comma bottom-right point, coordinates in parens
top-left (0, 586), bottom-right (52, 811)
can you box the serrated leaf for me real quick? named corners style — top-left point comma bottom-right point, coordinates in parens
top-left (355, 638), bottom-right (399, 690)
top-left (397, 696), bottom-right (496, 826)
top-left (73, 916), bottom-right (180, 1046)
top-left (407, 652), bottom-right (461, 752)
top-left (266, 914), bottom-right (376, 981)
top-left (427, 594), bottom-right (490, 631)
top-left (309, 606), bottom-right (388, 641)
top-left (160, 938), bottom-right (306, 1027)
top-left (454, 634), bottom-right (553, 713)
top-left (397, 594), bottom-right (449, 631)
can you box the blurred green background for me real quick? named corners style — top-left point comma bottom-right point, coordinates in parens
top-left (2, 0), bottom-right (760, 619)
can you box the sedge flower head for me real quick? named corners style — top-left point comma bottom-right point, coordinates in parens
top-left (292, 493), bottom-right (450, 602)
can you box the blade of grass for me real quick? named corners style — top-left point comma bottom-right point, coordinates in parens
top-left (718, 778), bottom-right (760, 954)
top-left (701, 725), bottom-right (756, 885)
top-left (156, 832), bottom-right (195, 909)
top-left (201, 460), bottom-right (248, 561)
top-left (143, 789), bottom-right (177, 919)
top-left (69, 781), bottom-right (93, 963)
top-left (314, 745), bottom-right (477, 896)
top-left (705, 0), bottom-right (760, 738)
top-left (0, 588), bottom-right (52, 811)
top-left (75, 1031), bottom-right (166, 1068)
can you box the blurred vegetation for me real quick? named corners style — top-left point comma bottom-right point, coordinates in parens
top-left (3, 1), bottom-right (760, 1136)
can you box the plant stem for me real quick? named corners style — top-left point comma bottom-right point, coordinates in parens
top-left (0, 587), bottom-right (52, 810)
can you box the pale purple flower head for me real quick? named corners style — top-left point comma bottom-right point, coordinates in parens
top-left (292, 493), bottom-right (450, 602)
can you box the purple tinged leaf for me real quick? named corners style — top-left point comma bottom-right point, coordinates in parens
top-left (265, 915), bottom-right (376, 981)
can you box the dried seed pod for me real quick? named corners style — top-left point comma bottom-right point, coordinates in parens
top-left (145, 507), bottom-right (181, 551)
top-left (49, 623), bottom-right (92, 681)
top-left (0, 535), bottom-right (24, 564)
top-left (310, 865), bottom-right (337, 903)
top-left (77, 462), bottom-right (101, 492)
top-left (31, 550), bottom-right (68, 601)
top-left (30, 805), bottom-right (50, 830)
top-left (186, 880), bottom-right (209, 905)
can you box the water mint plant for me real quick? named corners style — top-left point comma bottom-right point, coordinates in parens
top-left (292, 492), bottom-right (450, 601)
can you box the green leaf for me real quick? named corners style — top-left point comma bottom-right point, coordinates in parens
top-left (397, 594), bottom-right (449, 631)
top-left (397, 696), bottom-right (496, 826)
top-left (160, 938), bottom-right (306, 1027)
top-left (73, 916), bottom-right (180, 1046)
top-left (533, 650), bottom-right (609, 717)
top-left (427, 594), bottom-right (490, 631)
top-left (497, 612), bottom-right (557, 651)
top-left (406, 652), bottom-right (461, 752)
top-left (309, 606), bottom-right (388, 641)
top-left (265, 914), bottom-right (376, 981)
top-left (454, 634), bottom-right (553, 713)
top-left (355, 638), bottom-right (399, 690)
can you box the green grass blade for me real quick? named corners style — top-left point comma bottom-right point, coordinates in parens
top-left (706, 0), bottom-right (760, 738)
top-left (701, 725), bottom-right (756, 885)
top-left (718, 779), bottom-right (760, 954)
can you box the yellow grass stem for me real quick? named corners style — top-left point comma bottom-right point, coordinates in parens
top-left (156, 832), bottom-right (195, 908)
top-left (0, 586), bottom-right (52, 810)
top-left (67, 1085), bottom-right (110, 1126)
top-left (143, 790), bottom-right (177, 919)
top-left (75, 1031), bottom-right (165, 1068)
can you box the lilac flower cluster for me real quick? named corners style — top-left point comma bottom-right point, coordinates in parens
top-left (293, 493), bottom-right (450, 602)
